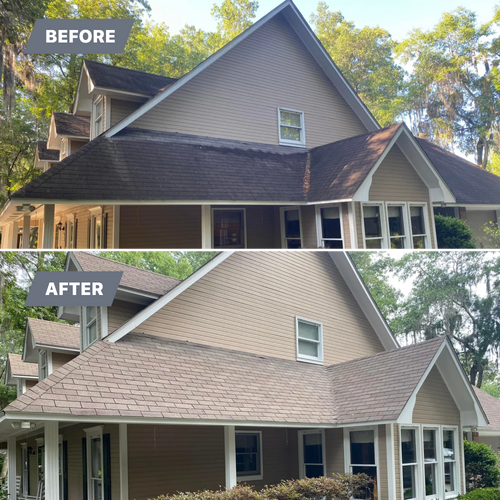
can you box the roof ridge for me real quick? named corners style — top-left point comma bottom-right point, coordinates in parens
top-left (84, 59), bottom-right (177, 81)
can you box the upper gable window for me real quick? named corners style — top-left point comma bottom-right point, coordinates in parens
top-left (93, 96), bottom-right (104, 138)
top-left (39, 349), bottom-right (49, 380)
top-left (83, 306), bottom-right (98, 349)
top-left (278, 108), bottom-right (305, 147)
top-left (296, 317), bottom-right (323, 364)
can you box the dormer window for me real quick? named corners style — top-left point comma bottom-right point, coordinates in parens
top-left (60, 138), bottom-right (68, 158)
top-left (93, 96), bottom-right (104, 138)
top-left (83, 306), bottom-right (98, 349)
top-left (278, 108), bottom-right (305, 147)
top-left (39, 349), bottom-right (50, 380)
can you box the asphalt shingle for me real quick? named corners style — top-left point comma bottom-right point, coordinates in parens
top-left (473, 386), bottom-right (500, 431)
top-left (28, 318), bottom-right (80, 350)
top-left (37, 141), bottom-right (59, 162)
top-left (53, 113), bottom-right (90, 138)
top-left (7, 354), bottom-right (38, 378)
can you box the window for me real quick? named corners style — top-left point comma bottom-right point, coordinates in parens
top-left (296, 317), bottom-right (323, 364)
top-left (37, 438), bottom-right (44, 483)
top-left (89, 208), bottom-right (103, 249)
top-left (410, 205), bottom-right (429, 249)
top-left (236, 431), bottom-right (262, 481)
top-left (424, 428), bottom-right (438, 498)
top-left (443, 429), bottom-right (457, 496)
top-left (401, 428), bottom-right (418, 500)
top-left (83, 306), bottom-right (98, 349)
top-left (67, 221), bottom-right (75, 249)
top-left (299, 430), bottom-right (325, 478)
top-left (85, 427), bottom-right (104, 500)
top-left (212, 209), bottom-right (246, 248)
top-left (316, 205), bottom-right (343, 248)
top-left (348, 429), bottom-right (378, 500)
top-left (60, 138), bottom-right (68, 158)
top-left (281, 207), bottom-right (302, 248)
top-left (362, 204), bottom-right (384, 249)
top-left (387, 204), bottom-right (408, 249)
top-left (93, 96), bottom-right (104, 138)
top-left (278, 108), bottom-right (305, 146)
top-left (39, 349), bottom-right (48, 380)
top-left (21, 443), bottom-right (29, 496)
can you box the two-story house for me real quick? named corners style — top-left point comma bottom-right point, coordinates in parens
top-left (0, 0), bottom-right (499, 250)
top-left (0, 251), bottom-right (487, 500)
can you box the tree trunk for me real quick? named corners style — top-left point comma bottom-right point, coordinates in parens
top-left (477, 366), bottom-right (483, 388)
top-left (476, 138), bottom-right (484, 167)
top-left (470, 360), bottom-right (478, 386)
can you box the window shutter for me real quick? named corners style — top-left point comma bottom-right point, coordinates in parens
top-left (63, 441), bottom-right (68, 500)
top-left (82, 437), bottom-right (87, 500)
top-left (103, 434), bottom-right (112, 500)
top-left (103, 212), bottom-right (108, 249)
top-left (74, 220), bottom-right (78, 249)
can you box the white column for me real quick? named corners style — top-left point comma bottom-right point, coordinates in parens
top-left (7, 435), bottom-right (16, 499)
top-left (10, 221), bottom-right (18, 249)
top-left (22, 215), bottom-right (31, 249)
top-left (113, 206), bottom-right (120, 249)
top-left (224, 425), bottom-right (236, 488)
top-left (41, 205), bottom-right (55, 249)
top-left (119, 423), bottom-right (129, 500)
top-left (201, 205), bottom-right (212, 249)
top-left (386, 424), bottom-right (396, 500)
top-left (44, 421), bottom-right (59, 500)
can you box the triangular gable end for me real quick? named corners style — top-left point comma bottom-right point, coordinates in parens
top-left (104, 0), bottom-right (379, 139)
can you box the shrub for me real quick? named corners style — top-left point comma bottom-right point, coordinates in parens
top-left (458, 488), bottom-right (500, 500)
top-left (435, 215), bottom-right (475, 249)
top-left (152, 474), bottom-right (373, 500)
top-left (464, 440), bottom-right (500, 490)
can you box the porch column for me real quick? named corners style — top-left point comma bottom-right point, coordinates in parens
top-left (41, 204), bottom-right (55, 249)
top-left (10, 221), bottom-right (18, 249)
top-left (386, 424), bottom-right (396, 500)
top-left (201, 205), bottom-right (212, 249)
top-left (7, 435), bottom-right (16, 499)
top-left (44, 421), bottom-right (59, 500)
top-left (224, 425), bottom-right (237, 488)
top-left (119, 423), bottom-right (129, 500)
top-left (22, 215), bottom-right (31, 249)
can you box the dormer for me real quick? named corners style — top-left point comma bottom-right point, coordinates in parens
top-left (46, 112), bottom-right (90, 160)
top-left (33, 141), bottom-right (59, 172)
top-left (4, 353), bottom-right (38, 397)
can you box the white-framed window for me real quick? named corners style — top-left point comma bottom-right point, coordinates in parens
top-left (21, 443), bottom-right (29, 496)
top-left (85, 426), bottom-right (104, 500)
top-left (83, 306), bottom-right (98, 349)
top-left (295, 317), bottom-right (323, 364)
top-left (423, 427), bottom-right (439, 499)
top-left (89, 207), bottom-right (103, 249)
top-left (39, 349), bottom-right (52, 380)
top-left (60, 138), bottom-right (68, 158)
top-left (401, 426), bottom-right (419, 500)
top-left (93, 96), bottom-right (104, 138)
top-left (443, 428), bottom-right (458, 497)
top-left (298, 429), bottom-right (326, 478)
top-left (280, 207), bottom-right (302, 248)
top-left (387, 203), bottom-right (409, 249)
top-left (410, 204), bottom-right (430, 249)
top-left (316, 204), bottom-right (344, 248)
top-left (346, 427), bottom-right (379, 500)
top-left (362, 203), bottom-right (385, 249)
top-left (212, 208), bottom-right (246, 248)
top-left (67, 221), bottom-right (75, 249)
top-left (278, 108), bottom-right (305, 147)
top-left (236, 431), bottom-right (263, 481)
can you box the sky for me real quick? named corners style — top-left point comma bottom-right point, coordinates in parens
top-left (147, 0), bottom-right (497, 40)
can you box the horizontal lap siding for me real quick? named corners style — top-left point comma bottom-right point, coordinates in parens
top-left (132, 14), bottom-right (367, 147)
top-left (119, 205), bottom-right (201, 249)
top-left (26, 379), bottom-right (37, 390)
top-left (104, 205), bottom-right (114, 248)
top-left (110, 99), bottom-right (144, 127)
top-left (70, 140), bottom-right (87, 153)
top-left (378, 425), bottom-right (388, 500)
top-left (52, 352), bottom-right (77, 372)
top-left (342, 202), bottom-right (351, 249)
top-left (135, 252), bottom-right (385, 364)
top-left (325, 428), bottom-right (344, 475)
top-left (355, 202), bottom-right (363, 248)
top-left (464, 210), bottom-right (497, 249)
top-left (128, 424), bottom-right (225, 499)
top-left (301, 205), bottom-right (317, 248)
top-left (108, 299), bottom-right (145, 335)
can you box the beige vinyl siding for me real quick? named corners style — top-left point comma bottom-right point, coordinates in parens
top-left (355, 202), bottom-right (364, 248)
top-left (52, 352), bottom-right (77, 372)
top-left (29, 436), bottom-right (38, 495)
top-left (135, 252), bottom-right (385, 364)
top-left (325, 428), bottom-right (344, 475)
top-left (342, 202), bottom-right (351, 249)
top-left (108, 299), bottom-right (145, 335)
top-left (26, 379), bottom-right (37, 390)
top-left (128, 424), bottom-right (225, 499)
top-left (378, 425), bottom-right (388, 500)
top-left (132, 14), bottom-right (367, 147)
top-left (394, 424), bottom-right (401, 500)
top-left (301, 205), bottom-right (317, 248)
top-left (110, 98), bottom-right (145, 127)
top-left (70, 140), bottom-right (88, 153)
top-left (464, 209), bottom-right (497, 249)
top-left (119, 205), bottom-right (201, 249)
top-left (412, 366), bottom-right (460, 425)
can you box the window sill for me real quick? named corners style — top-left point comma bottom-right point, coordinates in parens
top-left (297, 356), bottom-right (324, 365)
top-left (279, 141), bottom-right (306, 148)
top-left (238, 474), bottom-right (263, 482)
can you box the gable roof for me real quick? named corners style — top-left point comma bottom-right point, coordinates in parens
top-left (84, 59), bottom-right (177, 96)
top-left (36, 141), bottom-right (59, 162)
top-left (473, 387), bottom-right (500, 431)
top-left (417, 138), bottom-right (500, 205)
top-left (6, 354), bottom-right (38, 380)
top-left (53, 113), bottom-right (90, 138)
top-left (27, 318), bottom-right (80, 351)
top-left (70, 252), bottom-right (182, 297)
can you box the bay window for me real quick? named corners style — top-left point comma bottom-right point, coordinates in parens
top-left (299, 430), bottom-right (325, 478)
top-left (281, 207), bottom-right (302, 248)
top-left (212, 209), bottom-right (246, 248)
top-left (347, 429), bottom-right (378, 500)
top-left (316, 205), bottom-right (343, 248)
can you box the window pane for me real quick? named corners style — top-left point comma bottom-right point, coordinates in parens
top-left (366, 239), bottom-right (382, 249)
top-left (281, 126), bottom-right (301, 141)
top-left (91, 437), bottom-right (101, 478)
top-left (236, 433), bottom-right (260, 476)
top-left (390, 237), bottom-right (404, 249)
top-left (305, 464), bottom-right (324, 478)
top-left (401, 429), bottom-right (416, 464)
top-left (403, 465), bottom-right (416, 500)
top-left (388, 206), bottom-right (405, 236)
top-left (213, 211), bottom-right (244, 248)
top-left (321, 207), bottom-right (341, 239)
top-left (363, 206), bottom-right (382, 238)
top-left (425, 463), bottom-right (437, 496)
top-left (236, 434), bottom-right (258, 454)
top-left (323, 239), bottom-right (343, 249)
top-left (88, 322), bottom-right (97, 343)
top-left (411, 206), bottom-right (425, 234)
top-left (413, 236), bottom-right (425, 249)
top-left (298, 321), bottom-right (319, 341)
top-left (444, 462), bottom-right (455, 492)
top-left (352, 466), bottom-right (377, 500)
top-left (287, 239), bottom-right (302, 249)
top-left (280, 110), bottom-right (301, 127)
top-left (285, 210), bottom-right (301, 238)
top-left (350, 430), bottom-right (375, 464)
top-left (93, 479), bottom-right (103, 500)
top-left (424, 429), bottom-right (436, 460)
top-left (87, 306), bottom-right (97, 322)
top-left (443, 430), bottom-right (455, 460)
top-left (303, 433), bottom-right (323, 464)
top-left (298, 339), bottom-right (318, 357)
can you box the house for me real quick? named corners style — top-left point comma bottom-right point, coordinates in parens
top-left (0, 1), bottom-right (499, 250)
top-left (469, 387), bottom-right (500, 452)
top-left (0, 251), bottom-right (487, 500)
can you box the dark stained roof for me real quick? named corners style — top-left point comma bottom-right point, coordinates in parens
top-left (417, 138), bottom-right (500, 205)
top-left (84, 60), bottom-right (177, 96)
top-left (73, 252), bottom-right (181, 296)
top-left (5, 335), bottom-right (445, 424)
top-left (473, 386), bottom-right (500, 431)
top-left (53, 113), bottom-right (90, 138)
top-left (37, 141), bottom-right (59, 162)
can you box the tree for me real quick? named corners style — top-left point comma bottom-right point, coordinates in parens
top-left (397, 7), bottom-right (500, 168)
top-left (310, 2), bottom-right (406, 126)
top-left (464, 440), bottom-right (500, 490)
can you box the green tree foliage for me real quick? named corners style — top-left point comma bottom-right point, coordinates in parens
top-left (397, 7), bottom-right (500, 168)
top-left (310, 2), bottom-right (406, 126)
top-left (435, 215), bottom-right (476, 249)
top-left (463, 441), bottom-right (500, 490)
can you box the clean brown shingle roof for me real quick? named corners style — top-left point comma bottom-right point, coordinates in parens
top-left (53, 113), bottom-right (90, 138)
top-left (473, 386), bottom-right (500, 431)
top-left (28, 318), bottom-right (80, 350)
top-left (5, 335), bottom-right (445, 424)
top-left (37, 141), bottom-right (59, 162)
top-left (73, 252), bottom-right (181, 296)
top-left (7, 354), bottom-right (38, 379)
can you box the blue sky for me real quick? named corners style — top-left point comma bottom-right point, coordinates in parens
top-left (147, 0), bottom-right (496, 41)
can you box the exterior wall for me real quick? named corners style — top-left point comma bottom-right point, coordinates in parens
top-left (325, 428), bottom-right (344, 475)
top-left (110, 98), bottom-right (145, 127)
top-left (132, 14), bottom-right (367, 147)
top-left (52, 352), bottom-right (77, 372)
top-left (378, 425), bottom-right (388, 500)
top-left (342, 202), bottom-right (352, 249)
top-left (26, 379), bottom-right (37, 390)
top-left (478, 435), bottom-right (500, 453)
top-left (355, 202), bottom-right (364, 249)
top-left (108, 299), bottom-right (145, 335)
top-left (463, 209), bottom-right (498, 249)
top-left (135, 252), bottom-right (386, 364)
top-left (301, 205), bottom-right (318, 248)
top-left (69, 140), bottom-right (88, 153)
